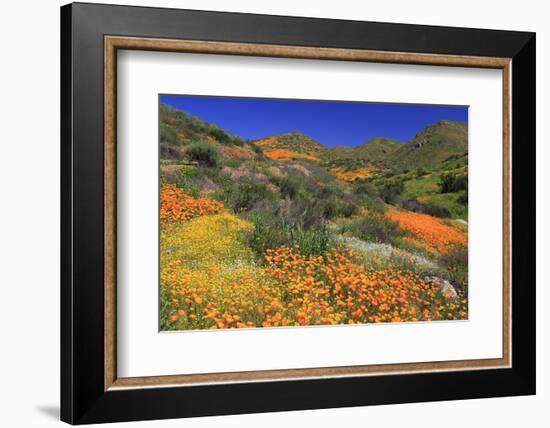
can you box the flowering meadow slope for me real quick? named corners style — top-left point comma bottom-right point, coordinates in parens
top-left (159, 103), bottom-right (469, 331)
top-left (160, 185), bottom-right (468, 330)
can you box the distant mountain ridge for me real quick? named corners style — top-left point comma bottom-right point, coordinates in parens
top-left (159, 102), bottom-right (467, 174)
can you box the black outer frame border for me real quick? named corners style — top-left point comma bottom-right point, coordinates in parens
top-left (60, 2), bottom-right (536, 425)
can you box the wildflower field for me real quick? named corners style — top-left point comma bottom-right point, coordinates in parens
top-left (158, 99), bottom-right (469, 331)
top-left (160, 184), bottom-right (468, 331)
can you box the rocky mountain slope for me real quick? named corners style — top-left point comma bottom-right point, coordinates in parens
top-left (385, 120), bottom-right (468, 171)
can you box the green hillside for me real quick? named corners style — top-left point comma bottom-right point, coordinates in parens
top-left (255, 132), bottom-right (328, 161)
top-left (160, 103), bottom-right (236, 145)
top-left (159, 103), bottom-right (260, 162)
top-left (329, 137), bottom-right (403, 162)
top-left (159, 102), bottom-right (468, 221)
top-left (386, 120), bottom-right (468, 171)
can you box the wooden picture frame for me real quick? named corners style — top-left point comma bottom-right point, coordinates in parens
top-left (61, 2), bottom-right (535, 424)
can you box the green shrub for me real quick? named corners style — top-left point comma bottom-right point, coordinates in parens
top-left (283, 189), bottom-right (357, 228)
top-left (340, 212), bottom-right (404, 245)
top-left (353, 182), bottom-right (386, 213)
top-left (362, 196), bottom-right (387, 213)
top-left (338, 200), bottom-right (358, 218)
top-left (439, 172), bottom-right (468, 193)
top-left (185, 141), bottom-right (220, 167)
top-left (284, 192), bottom-right (322, 229)
top-left (277, 174), bottom-right (303, 199)
top-left (249, 142), bottom-right (265, 158)
top-left (245, 211), bottom-right (334, 259)
top-left (454, 175), bottom-right (468, 192)
top-left (458, 191), bottom-right (468, 205)
top-left (317, 181), bottom-right (344, 199)
top-left (422, 203), bottom-right (452, 218)
top-left (321, 198), bottom-right (340, 220)
top-left (202, 166), bottom-right (232, 187)
top-left (160, 124), bottom-right (178, 145)
top-left (439, 173), bottom-right (454, 193)
top-left (160, 143), bottom-right (185, 160)
top-left (208, 127), bottom-right (231, 144)
top-left (274, 174), bottom-right (357, 223)
top-left (379, 180), bottom-right (405, 204)
top-left (284, 224), bottom-right (334, 258)
top-left (415, 167), bottom-right (428, 178)
top-left (232, 136), bottom-right (245, 146)
top-left (246, 161), bottom-right (261, 174)
top-left (401, 198), bottom-right (451, 218)
top-left (353, 181), bottom-right (378, 197)
top-left (400, 198), bottom-right (424, 212)
top-left (230, 179), bottom-right (276, 212)
top-left (321, 196), bottom-right (357, 219)
top-left (174, 170), bottom-right (200, 197)
top-left (438, 244), bottom-right (468, 291)
top-left (224, 159), bottom-right (243, 168)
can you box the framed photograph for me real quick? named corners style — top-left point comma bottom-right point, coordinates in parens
top-left (61, 2), bottom-right (535, 424)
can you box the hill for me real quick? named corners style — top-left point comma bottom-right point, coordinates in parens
top-left (159, 103), bottom-right (258, 161)
top-left (386, 120), bottom-right (468, 171)
top-left (255, 132), bottom-right (328, 161)
top-left (326, 137), bottom-right (403, 181)
top-left (329, 137), bottom-right (403, 162)
top-left (160, 103), bottom-right (235, 146)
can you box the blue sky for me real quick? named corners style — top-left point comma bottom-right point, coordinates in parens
top-left (160, 94), bottom-right (468, 148)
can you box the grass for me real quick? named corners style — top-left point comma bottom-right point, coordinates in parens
top-left (423, 193), bottom-right (468, 220)
top-left (438, 244), bottom-right (469, 291)
top-left (403, 173), bottom-right (440, 197)
top-left (339, 211), bottom-right (404, 246)
top-left (245, 210), bottom-right (335, 259)
top-left (386, 168), bottom-right (469, 221)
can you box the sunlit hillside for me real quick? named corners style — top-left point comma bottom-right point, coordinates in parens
top-left (158, 102), bottom-right (469, 331)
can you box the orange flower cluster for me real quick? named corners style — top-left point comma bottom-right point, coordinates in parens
top-left (329, 166), bottom-right (377, 182)
top-left (162, 245), bottom-right (467, 330)
top-left (264, 246), bottom-right (466, 325)
top-left (160, 183), bottom-right (223, 223)
top-left (264, 149), bottom-right (320, 161)
top-left (386, 210), bottom-right (467, 254)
